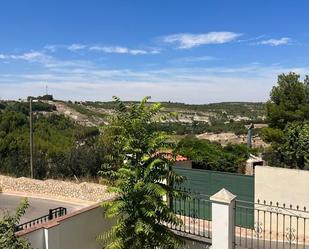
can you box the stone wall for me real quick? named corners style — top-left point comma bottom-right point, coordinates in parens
top-left (0, 175), bottom-right (113, 203)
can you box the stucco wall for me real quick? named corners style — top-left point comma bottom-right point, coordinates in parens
top-left (255, 166), bottom-right (309, 208)
top-left (20, 204), bottom-right (114, 249)
top-left (57, 205), bottom-right (114, 249)
top-left (22, 228), bottom-right (45, 249)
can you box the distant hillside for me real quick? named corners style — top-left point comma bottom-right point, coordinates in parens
top-left (60, 100), bottom-right (266, 125)
top-left (0, 99), bottom-right (267, 138)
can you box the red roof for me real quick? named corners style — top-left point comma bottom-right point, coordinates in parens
top-left (155, 151), bottom-right (188, 162)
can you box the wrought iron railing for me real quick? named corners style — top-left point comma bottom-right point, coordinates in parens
top-left (167, 188), bottom-right (309, 249)
top-left (167, 187), bottom-right (212, 239)
top-left (16, 207), bottom-right (67, 231)
top-left (234, 200), bottom-right (309, 249)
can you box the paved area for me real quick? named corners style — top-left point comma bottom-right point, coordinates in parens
top-left (0, 193), bottom-right (84, 224)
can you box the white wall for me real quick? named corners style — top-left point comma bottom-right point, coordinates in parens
top-left (57, 205), bottom-right (114, 249)
top-left (255, 166), bottom-right (309, 208)
top-left (22, 228), bottom-right (45, 249)
top-left (19, 205), bottom-right (114, 249)
top-left (254, 166), bottom-right (309, 242)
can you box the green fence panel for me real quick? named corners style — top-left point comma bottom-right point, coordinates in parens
top-left (173, 167), bottom-right (254, 228)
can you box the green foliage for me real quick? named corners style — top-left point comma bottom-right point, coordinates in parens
top-left (266, 72), bottom-right (309, 129)
top-left (263, 72), bottom-right (309, 168)
top-left (176, 136), bottom-right (252, 173)
top-left (0, 103), bottom-right (102, 179)
top-left (83, 101), bottom-right (266, 118)
top-left (155, 119), bottom-right (263, 136)
top-left (98, 97), bottom-right (185, 249)
top-left (0, 199), bottom-right (33, 249)
top-left (6, 101), bottom-right (56, 115)
top-left (281, 122), bottom-right (309, 169)
top-left (162, 102), bottom-right (266, 118)
top-left (260, 127), bottom-right (284, 144)
top-left (0, 102), bottom-right (6, 110)
top-left (37, 94), bottom-right (53, 101)
top-left (27, 95), bottom-right (54, 101)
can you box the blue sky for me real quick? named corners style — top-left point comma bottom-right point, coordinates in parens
top-left (1, 0), bottom-right (309, 103)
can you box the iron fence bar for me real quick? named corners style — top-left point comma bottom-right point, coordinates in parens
top-left (276, 205), bottom-right (279, 249)
top-left (297, 216), bottom-right (299, 249)
top-left (257, 208), bottom-right (260, 249)
top-left (183, 189), bottom-right (186, 233)
top-left (289, 215), bottom-right (292, 249)
top-left (16, 207), bottom-right (67, 231)
top-left (283, 211), bottom-right (285, 249)
top-left (193, 193), bottom-right (196, 235)
top-left (183, 194), bottom-right (185, 233)
top-left (188, 191), bottom-right (191, 234)
top-left (251, 216), bottom-right (254, 249)
top-left (207, 200), bottom-right (210, 238)
top-left (246, 206), bottom-right (248, 248)
top-left (172, 195), bottom-right (178, 230)
top-left (198, 197), bottom-right (200, 236)
top-left (263, 207), bottom-right (266, 249)
top-left (239, 204), bottom-right (242, 246)
top-left (270, 209), bottom-right (272, 249)
top-left (203, 199), bottom-right (206, 237)
top-left (303, 217), bottom-right (306, 249)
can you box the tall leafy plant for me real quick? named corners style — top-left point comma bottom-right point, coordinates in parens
top-left (98, 97), bottom-right (185, 249)
top-left (0, 198), bottom-right (33, 249)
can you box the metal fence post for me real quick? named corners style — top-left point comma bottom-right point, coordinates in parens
top-left (48, 209), bottom-right (53, 220)
top-left (210, 188), bottom-right (237, 249)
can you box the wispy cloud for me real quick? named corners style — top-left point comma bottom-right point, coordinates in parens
top-left (0, 51), bottom-right (52, 63)
top-left (89, 45), bottom-right (158, 55)
top-left (43, 43), bottom-right (159, 55)
top-left (68, 43), bottom-right (87, 51)
top-left (44, 45), bottom-right (58, 52)
top-left (162, 32), bottom-right (242, 49)
top-left (255, 37), bottom-right (291, 46)
top-left (169, 56), bottom-right (218, 64)
top-left (1, 57), bottom-right (307, 103)
top-left (237, 35), bottom-right (266, 43)
top-left (0, 50), bottom-right (93, 70)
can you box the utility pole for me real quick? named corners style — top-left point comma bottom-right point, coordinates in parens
top-left (29, 97), bottom-right (34, 178)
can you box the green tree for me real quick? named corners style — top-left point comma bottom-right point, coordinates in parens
top-left (98, 97), bottom-right (185, 249)
top-left (281, 122), bottom-right (309, 169)
top-left (0, 199), bottom-right (33, 249)
top-left (176, 136), bottom-right (252, 173)
top-left (0, 103), bottom-right (103, 179)
top-left (266, 72), bottom-right (309, 129)
top-left (262, 72), bottom-right (309, 168)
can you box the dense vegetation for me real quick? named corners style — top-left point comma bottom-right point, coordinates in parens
top-left (98, 97), bottom-right (185, 249)
top-left (155, 119), bottom-right (263, 136)
top-left (0, 101), bottom-right (102, 179)
top-left (261, 73), bottom-right (309, 169)
top-left (81, 101), bottom-right (265, 118)
top-left (175, 136), bottom-right (254, 173)
top-left (0, 99), bottom-right (264, 179)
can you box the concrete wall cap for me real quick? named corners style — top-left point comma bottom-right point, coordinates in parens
top-left (210, 188), bottom-right (237, 204)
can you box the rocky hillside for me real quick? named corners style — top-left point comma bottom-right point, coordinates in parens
top-left (48, 100), bottom-right (266, 127)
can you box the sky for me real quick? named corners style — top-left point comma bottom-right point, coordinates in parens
top-left (1, 0), bottom-right (309, 103)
